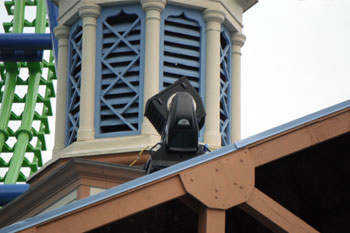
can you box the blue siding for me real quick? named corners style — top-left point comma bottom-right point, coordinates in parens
top-left (220, 28), bottom-right (232, 146)
top-left (95, 5), bottom-right (145, 138)
top-left (65, 21), bottom-right (82, 146)
top-left (160, 6), bottom-right (206, 141)
top-left (160, 6), bottom-right (206, 99)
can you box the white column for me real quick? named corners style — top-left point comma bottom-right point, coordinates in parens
top-left (231, 32), bottom-right (246, 142)
top-left (203, 9), bottom-right (225, 148)
top-left (77, 3), bottom-right (101, 141)
top-left (141, 0), bottom-right (166, 136)
top-left (52, 25), bottom-right (70, 156)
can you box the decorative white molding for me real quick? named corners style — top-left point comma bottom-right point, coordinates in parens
top-left (232, 32), bottom-right (246, 49)
top-left (54, 25), bottom-right (70, 42)
top-left (52, 25), bottom-right (70, 157)
top-left (77, 3), bottom-right (101, 141)
top-left (56, 134), bottom-right (160, 158)
top-left (78, 3), bottom-right (101, 19)
top-left (203, 9), bottom-right (225, 24)
top-left (231, 32), bottom-right (246, 142)
top-left (203, 8), bottom-right (225, 148)
top-left (140, 0), bottom-right (166, 136)
top-left (141, 0), bottom-right (166, 12)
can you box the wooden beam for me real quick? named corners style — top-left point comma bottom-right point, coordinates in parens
top-left (240, 188), bottom-right (319, 233)
top-left (180, 149), bottom-right (254, 209)
top-left (198, 207), bottom-right (226, 233)
top-left (27, 176), bottom-right (186, 233)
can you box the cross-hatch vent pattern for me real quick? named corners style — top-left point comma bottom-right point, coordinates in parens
top-left (98, 10), bottom-right (142, 134)
top-left (66, 23), bottom-right (82, 146)
top-left (220, 30), bottom-right (232, 146)
top-left (162, 12), bottom-right (202, 92)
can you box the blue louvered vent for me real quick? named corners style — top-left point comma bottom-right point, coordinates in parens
top-left (161, 8), bottom-right (205, 95)
top-left (96, 6), bottom-right (144, 137)
top-left (220, 29), bottom-right (232, 146)
top-left (66, 22), bottom-right (82, 146)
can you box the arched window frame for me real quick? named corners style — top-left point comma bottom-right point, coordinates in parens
top-left (159, 5), bottom-right (206, 100)
top-left (160, 5), bottom-right (206, 141)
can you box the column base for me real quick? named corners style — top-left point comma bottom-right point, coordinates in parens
top-left (77, 128), bottom-right (95, 141)
top-left (204, 131), bottom-right (221, 148)
top-left (198, 207), bottom-right (226, 233)
top-left (53, 134), bottom-right (161, 159)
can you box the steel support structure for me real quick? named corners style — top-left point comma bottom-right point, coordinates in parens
top-left (0, 0), bottom-right (56, 184)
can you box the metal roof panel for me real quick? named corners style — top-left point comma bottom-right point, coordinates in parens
top-left (0, 143), bottom-right (238, 233)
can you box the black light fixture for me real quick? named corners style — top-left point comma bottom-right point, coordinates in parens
top-left (144, 77), bottom-right (207, 173)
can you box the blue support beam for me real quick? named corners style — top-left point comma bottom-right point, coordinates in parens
top-left (45, 0), bottom-right (59, 66)
top-left (0, 33), bottom-right (52, 62)
top-left (0, 184), bottom-right (30, 206)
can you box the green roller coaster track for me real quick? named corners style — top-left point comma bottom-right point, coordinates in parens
top-left (0, 0), bottom-right (56, 184)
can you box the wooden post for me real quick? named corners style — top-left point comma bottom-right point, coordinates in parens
top-left (198, 207), bottom-right (226, 233)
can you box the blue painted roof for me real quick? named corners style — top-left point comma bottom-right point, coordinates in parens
top-left (1, 99), bottom-right (350, 233)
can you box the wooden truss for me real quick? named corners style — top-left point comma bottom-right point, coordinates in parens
top-left (14, 108), bottom-right (350, 233)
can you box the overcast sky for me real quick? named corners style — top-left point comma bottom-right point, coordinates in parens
top-left (241, 0), bottom-right (350, 137)
top-left (1, 0), bottom-right (350, 161)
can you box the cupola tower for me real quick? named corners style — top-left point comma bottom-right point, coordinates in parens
top-left (52, 0), bottom-right (255, 163)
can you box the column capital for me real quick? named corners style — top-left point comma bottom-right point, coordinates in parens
top-left (141, 0), bottom-right (166, 12)
top-left (54, 25), bottom-right (70, 40)
top-left (203, 9), bottom-right (225, 24)
top-left (231, 32), bottom-right (246, 47)
top-left (78, 2), bottom-right (101, 19)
